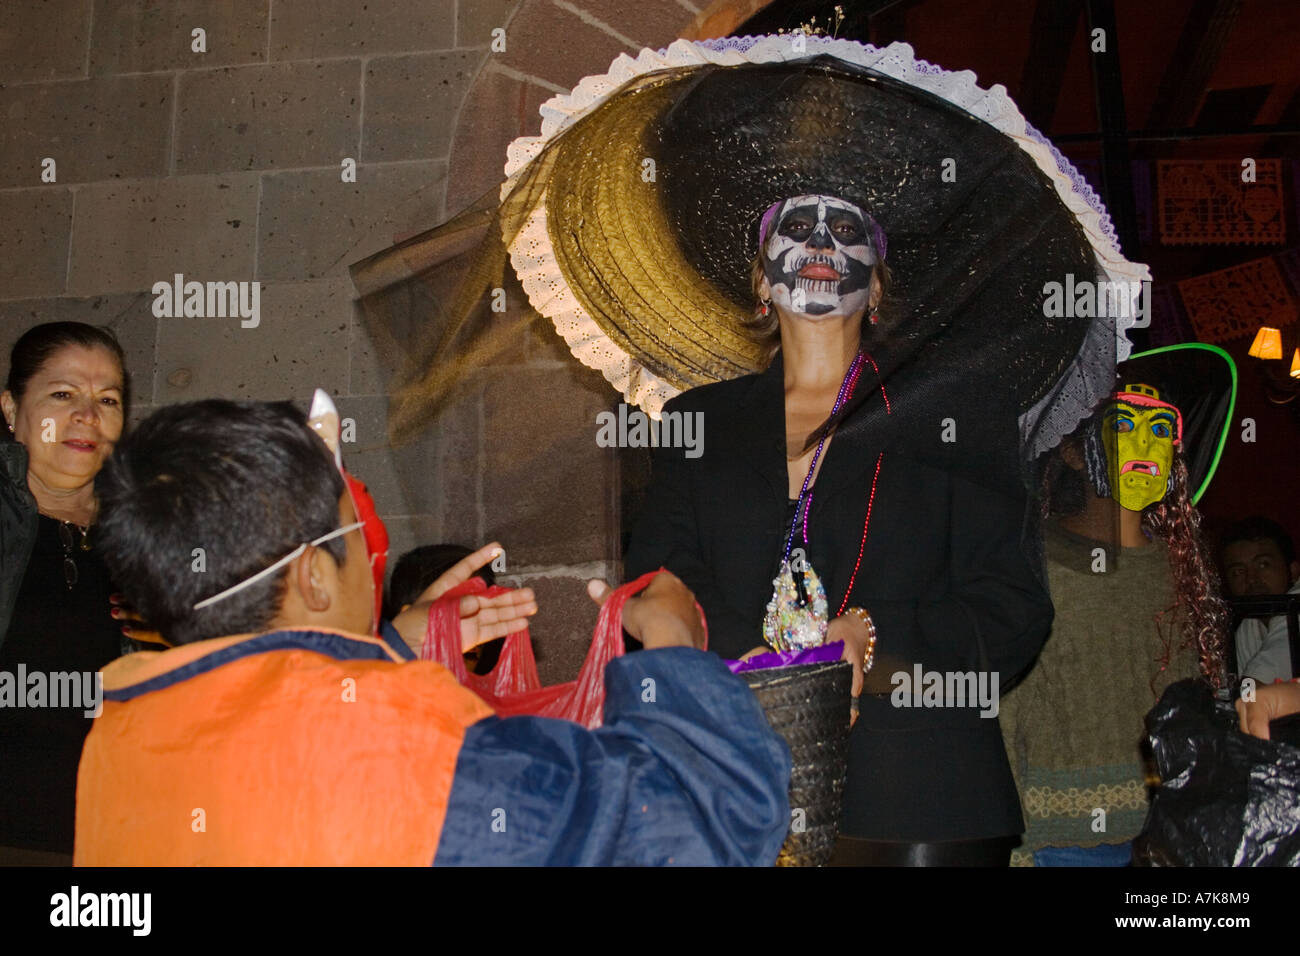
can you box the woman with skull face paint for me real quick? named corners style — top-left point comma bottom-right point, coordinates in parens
top-left (351, 37), bottom-right (1151, 866)
top-left (625, 194), bottom-right (1055, 866)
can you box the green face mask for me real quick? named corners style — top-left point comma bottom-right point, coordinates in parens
top-left (1101, 385), bottom-right (1182, 512)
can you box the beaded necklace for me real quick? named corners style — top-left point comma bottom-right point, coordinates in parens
top-left (762, 352), bottom-right (863, 651)
top-left (761, 351), bottom-right (891, 651)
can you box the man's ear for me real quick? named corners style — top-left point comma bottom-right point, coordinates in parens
top-left (758, 274), bottom-right (772, 301)
top-left (291, 546), bottom-right (333, 613)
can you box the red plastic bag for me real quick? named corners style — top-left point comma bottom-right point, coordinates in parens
top-left (342, 470), bottom-right (388, 633)
top-left (420, 570), bottom-right (703, 728)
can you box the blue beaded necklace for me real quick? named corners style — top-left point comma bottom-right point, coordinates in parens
top-left (763, 351), bottom-right (864, 651)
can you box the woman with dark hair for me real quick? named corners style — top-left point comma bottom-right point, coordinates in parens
top-left (0, 321), bottom-right (130, 859)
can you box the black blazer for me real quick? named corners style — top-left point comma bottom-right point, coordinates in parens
top-left (625, 353), bottom-right (1053, 841)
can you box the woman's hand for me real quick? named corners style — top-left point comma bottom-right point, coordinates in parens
top-left (588, 572), bottom-right (705, 650)
top-left (830, 613), bottom-right (873, 726)
top-left (109, 594), bottom-right (167, 647)
top-left (831, 614), bottom-right (870, 696)
top-left (1236, 681), bottom-right (1300, 740)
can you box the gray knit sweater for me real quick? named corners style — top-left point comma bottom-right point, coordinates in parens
top-left (999, 524), bottom-right (1200, 865)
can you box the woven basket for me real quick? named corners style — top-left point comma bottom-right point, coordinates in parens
top-left (742, 659), bottom-right (852, 866)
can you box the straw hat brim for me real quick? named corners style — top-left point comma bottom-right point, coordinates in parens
top-left (501, 38), bottom-right (1150, 426)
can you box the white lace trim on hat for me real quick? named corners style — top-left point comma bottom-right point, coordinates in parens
top-left (502, 37), bottom-right (1147, 418)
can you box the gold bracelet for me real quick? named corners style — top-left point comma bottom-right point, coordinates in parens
top-left (843, 607), bottom-right (877, 674)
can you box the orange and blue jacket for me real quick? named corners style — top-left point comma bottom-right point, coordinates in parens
top-left (74, 627), bottom-right (790, 865)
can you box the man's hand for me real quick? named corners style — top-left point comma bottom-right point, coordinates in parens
top-left (588, 572), bottom-right (705, 650)
top-left (390, 542), bottom-right (537, 655)
top-left (416, 542), bottom-right (507, 603)
top-left (1236, 681), bottom-right (1300, 740)
top-left (449, 587), bottom-right (538, 653)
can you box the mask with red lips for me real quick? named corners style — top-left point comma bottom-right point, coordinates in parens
top-left (761, 194), bottom-right (878, 320)
top-left (1101, 384), bottom-right (1182, 513)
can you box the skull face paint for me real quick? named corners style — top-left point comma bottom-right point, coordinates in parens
top-left (762, 195), bottom-right (877, 319)
top-left (1101, 384), bottom-right (1183, 512)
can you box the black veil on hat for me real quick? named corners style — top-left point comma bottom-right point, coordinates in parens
top-left (351, 37), bottom-right (1149, 498)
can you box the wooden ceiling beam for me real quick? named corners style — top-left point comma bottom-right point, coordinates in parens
top-left (1086, 0), bottom-right (1139, 257)
top-left (1017, 0), bottom-right (1084, 131)
top-left (1145, 0), bottom-right (1242, 130)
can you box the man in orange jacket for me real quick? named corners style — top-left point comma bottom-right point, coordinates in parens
top-left (75, 399), bottom-right (790, 866)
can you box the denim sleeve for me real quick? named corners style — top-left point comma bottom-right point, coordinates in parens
top-left (433, 647), bottom-right (791, 865)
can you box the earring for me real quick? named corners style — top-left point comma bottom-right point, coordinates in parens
top-left (868, 307), bottom-right (879, 325)
top-left (760, 298), bottom-right (772, 317)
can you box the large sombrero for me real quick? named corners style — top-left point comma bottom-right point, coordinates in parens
top-left (497, 37), bottom-right (1147, 446)
top-left (352, 37), bottom-right (1150, 467)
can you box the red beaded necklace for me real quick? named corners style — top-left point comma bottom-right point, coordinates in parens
top-left (833, 350), bottom-right (890, 618)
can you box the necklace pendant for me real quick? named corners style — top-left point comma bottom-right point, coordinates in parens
top-left (762, 557), bottom-right (829, 652)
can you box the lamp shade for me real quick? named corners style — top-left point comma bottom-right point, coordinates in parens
top-left (1248, 326), bottom-right (1283, 359)
top-left (1291, 348), bottom-right (1300, 379)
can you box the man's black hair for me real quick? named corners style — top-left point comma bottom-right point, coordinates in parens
top-left (97, 400), bottom-right (347, 646)
top-left (1220, 515), bottom-right (1296, 566)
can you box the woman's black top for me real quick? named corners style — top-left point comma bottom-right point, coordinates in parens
top-left (624, 353), bottom-right (1054, 842)
top-left (0, 515), bottom-right (121, 854)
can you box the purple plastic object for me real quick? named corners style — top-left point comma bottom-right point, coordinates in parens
top-left (725, 640), bottom-right (846, 674)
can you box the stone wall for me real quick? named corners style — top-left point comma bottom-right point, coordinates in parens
top-left (0, 0), bottom-right (733, 681)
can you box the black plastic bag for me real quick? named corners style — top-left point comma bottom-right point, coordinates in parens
top-left (1133, 678), bottom-right (1300, 866)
